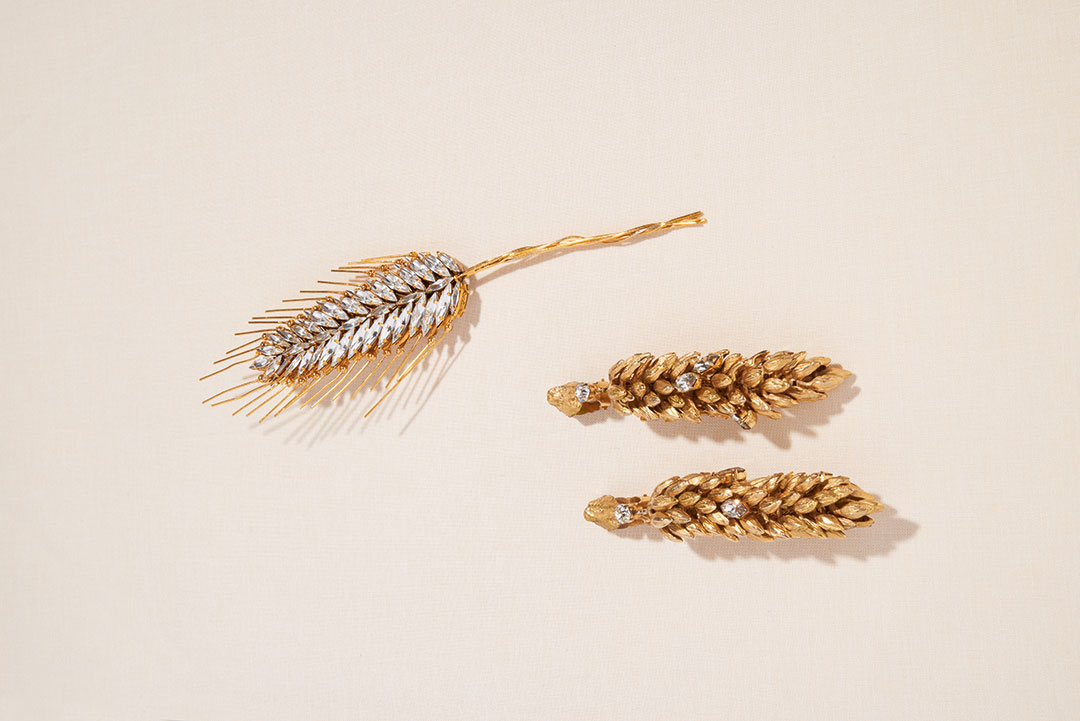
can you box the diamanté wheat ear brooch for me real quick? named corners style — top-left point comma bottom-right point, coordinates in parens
top-left (549, 350), bottom-right (850, 428)
top-left (201, 212), bottom-right (706, 420)
top-left (586, 467), bottom-right (882, 542)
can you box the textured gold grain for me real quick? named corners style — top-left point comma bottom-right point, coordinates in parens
top-left (584, 468), bottom-right (882, 543)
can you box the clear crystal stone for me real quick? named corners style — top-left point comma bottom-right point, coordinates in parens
top-left (350, 289), bottom-right (382, 306)
top-left (674, 372), bottom-right (700, 392)
top-left (310, 310), bottom-right (339, 328)
top-left (359, 319), bottom-right (378, 353)
top-left (258, 344), bottom-right (283, 355)
top-left (435, 285), bottom-right (453, 324)
top-left (331, 339), bottom-right (346, 365)
top-left (287, 343), bottom-right (305, 355)
top-left (251, 355), bottom-right (273, 370)
top-left (264, 357), bottom-right (282, 376)
top-left (692, 360), bottom-right (711, 373)
top-left (312, 330), bottom-right (330, 342)
top-left (264, 332), bottom-right (284, 346)
top-left (720, 499), bottom-right (748, 519)
top-left (291, 324), bottom-right (313, 340)
top-left (615, 504), bottom-right (632, 525)
top-left (410, 258), bottom-right (435, 282)
top-left (370, 281), bottom-right (396, 302)
top-left (339, 296), bottom-right (365, 315)
top-left (451, 283), bottom-right (461, 313)
top-left (408, 299), bottom-right (424, 334)
top-left (340, 317), bottom-right (361, 330)
top-left (318, 301), bottom-right (348, 320)
top-left (278, 329), bottom-right (298, 343)
top-left (356, 321), bottom-right (373, 354)
top-left (393, 304), bottom-right (411, 343)
top-left (380, 272), bottom-right (410, 294)
top-left (421, 305), bottom-right (435, 335)
top-left (397, 264), bottom-right (425, 290)
top-left (574, 383), bottom-right (591, 402)
top-left (285, 354), bottom-right (302, 376)
top-left (428, 277), bottom-right (448, 292)
top-left (424, 253), bottom-right (451, 278)
top-left (377, 313), bottom-right (394, 348)
top-left (299, 350), bottom-right (314, 372)
top-left (437, 252), bottom-right (461, 272)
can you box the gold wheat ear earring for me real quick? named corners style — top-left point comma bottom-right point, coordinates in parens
top-left (200, 211), bottom-right (706, 421)
top-left (586, 467), bottom-right (882, 543)
top-left (549, 350), bottom-right (850, 429)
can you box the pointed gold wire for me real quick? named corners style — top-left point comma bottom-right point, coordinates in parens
top-left (213, 348), bottom-right (257, 365)
top-left (331, 356), bottom-right (374, 402)
top-left (364, 330), bottom-right (447, 418)
top-left (259, 387), bottom-right (296, 423)
top-left (199, 358), bottom-right (255, 381)
top-left (210, 382), bottom-right (268, 406)
top-left (307, 367), bottom-right (352, 408)
top-left (246, 386), bottom-right (285, 417)
top-left (350, 353), bottom-right (390, 400)
top-left (225, 337), bottom-right (262, 355)
top-left (231, 384), bottom-right (276, 416)
top-left (202, 378), bottom-right (260, 404)
top-left (273, 384), bottom-right (308, 418)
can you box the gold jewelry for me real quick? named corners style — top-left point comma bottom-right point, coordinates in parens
top-left (586, 467), bottom-right (882, 542)
top-left (549, 350), bottom-right (850, 428)
top-left (201, 212), bottom-right (705, 420)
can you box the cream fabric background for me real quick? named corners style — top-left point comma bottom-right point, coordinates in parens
top-left (2, 2), bottom-right (1078, 719)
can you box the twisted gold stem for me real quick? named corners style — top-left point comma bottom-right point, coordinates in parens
top-left (462, 211), bottom-right (706, 278)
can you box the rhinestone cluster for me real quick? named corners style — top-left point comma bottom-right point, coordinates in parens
top-left (250, 252), bottom-right (464, 380)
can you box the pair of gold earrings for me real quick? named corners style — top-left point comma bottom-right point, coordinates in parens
top-left (201, 211), bottom-right (881, 544)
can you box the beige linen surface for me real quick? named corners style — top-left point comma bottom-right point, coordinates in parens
top-left (2, 2), bottom-right (1078, 719)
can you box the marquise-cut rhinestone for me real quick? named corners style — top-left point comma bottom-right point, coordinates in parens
top-left (370, 281), bottom-right (396, 302)
top-left (350, 289), bottom-right (382, 306)
top-left (437, 252), bottom-right (461, 272)
top-left (393, 306), bottom-right (408, 343)
top-left (258, 344), bottom-right (283, 355)
top-left (339, 295), bottom-right (365, 315)
top-left (312, 330), bottom-right (331, 342)
top-left (285, 354), bottom-right (302, 376)
top-left (451, 283), bottom-right (461, 313)
top-left (410, 258), bottom-right (435, 282)
top-left (377, 313), bottom-right (394, 348)
top-left (310, 310), bottom-right (339, 328)
top-left (251, 355), bottom-right (273, 370)
top-left (341, 317), bottom-right (361, 330)
top-left (331, 339), bottom-right (346, 365)
top-left (435, 285), bottom-right (453, 324)
top-left (380, 273), bottom-right (410, 294)
top-left (408, 298), bottom-right (424, 334)
top-left (278, 329), bottom-right (298, 344)
top-left (421, 305), bottom-right (435, 335)
top-left (397, 264), bottom-right (425, 290)
top-left (291, 324), bottom-right (313, 340)
top-left (692, 360), bottom-right (711, 374)
top-left (720, 499), bottom-right (748, 519)
top-left (356, 321), bottom-right (373, 354)
top-left (319, 301), bottom-right (349, 320)
top-left (615, 504), bottom-right (632, 525)
top-left (428, 277), bottom-right (448, 292)
top-left (363, 320), bottom-right (382, 353)
top-left (424, 253), bottom-right (451, 277)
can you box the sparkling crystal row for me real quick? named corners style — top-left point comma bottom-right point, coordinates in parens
top-left (250, 252), bottom-right (467, 379)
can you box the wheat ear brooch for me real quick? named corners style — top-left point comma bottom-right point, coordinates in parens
top-left (549, 350), bottom-right (850, 428)
top-left (201, 212), bottom-right (706, 420)
top-left (586, 467), bottom-right (882, 542)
